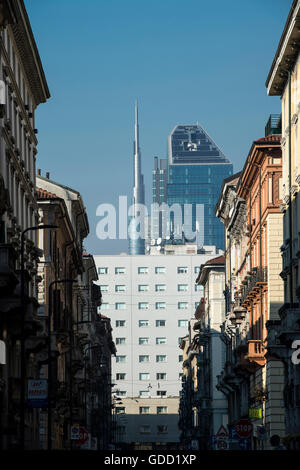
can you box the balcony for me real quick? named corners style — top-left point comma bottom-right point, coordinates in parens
top-left (240, 267), bottom-right (267, 305)
top-left (265, 114), bottom-right (281, 137)
top-left (246, 340), bottom-right (266, 368)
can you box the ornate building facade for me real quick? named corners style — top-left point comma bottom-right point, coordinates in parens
top-left (0, 0), bottom-right (49, 449)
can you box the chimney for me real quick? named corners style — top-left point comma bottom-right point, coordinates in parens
top-left (37, 169), bottom-right (41, 175)
top-left (46, 172), bottom-right (50, 179)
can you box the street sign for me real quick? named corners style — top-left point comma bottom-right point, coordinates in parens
top-left (217, 439), bottom-right (228, 450)
top-left (216, 425), bottom-right (229, 437)
top-left (70, 424), bottom-right (80, 440)
top-left (234, 419), bottom-right (253, 438)
top-left (75, 427), bottom-right (89, 446)
top-left (27, 379), bottom-right (48, 408)
top-left (249, 408), bottom-right (262, 419)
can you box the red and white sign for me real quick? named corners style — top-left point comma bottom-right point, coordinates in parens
top-left (216, 425), bottom-right (229, 437)
top-left (217, 439), bottom-right (228, 450)
top-left (75, 427), bottom-right (89, 446)
top-left (234, 419), bottom-right (253, 438)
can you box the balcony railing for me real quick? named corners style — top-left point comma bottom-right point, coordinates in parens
top-left (265, 114), bottom-right (281, 137)
top-left (240, 267), bottom-right (267, 304)
top-left (246, 340), bottom-right (265, 367)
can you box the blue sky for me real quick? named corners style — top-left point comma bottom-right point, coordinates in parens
top-left (25, 0), bottom-right (290, 254)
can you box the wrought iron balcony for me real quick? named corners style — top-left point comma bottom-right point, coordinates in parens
top-left (240, 267), bottom-right (268, 305)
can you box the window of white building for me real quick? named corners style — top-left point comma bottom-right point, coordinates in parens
top-left (115, 285), bottom-right (126, 292)
top-left (116, 355), bottom-right (126, 363)
top-left (116, 338), bottom-right (126, 345)
top-left (155, 267), bottom-right (166, 274)
top-left (139, 337), bottom-right (149, 345)
top-left (177, 267), bottom-right (188, 274)
top-left (178, 302), bottom-right (188, 309)
top-left (115, 302), bottom-right (126, 310)
top-left (156, 320), bottom-right (166, 327)
top-left (156, 355), bottom-right (166, 362)
top-left (139, 355), bottom-right (149, 362)
top-left (116, 320), bottom-right (126, 327)
top-left (156, 338), bottom-right (166, 345)
top-left (155, 302), bottom-right (166, 309)
top-left (178, 284), bottom-right (188, 291)
top-left (139, 320), bottom-right (149, 327)
top-left (115, 267), bottom-right (125, 274)
top-left (139, 373), bottom-right (150, 380)
top-left (138, 285), bottom-right (149, 292)
top-left (155, 284), bottom-right (166, 292)
top-left (138, 267), bottom-right (148, 274)
top-left (178, 320), bottom-right (188, 327)
top-left (98, 267), bottom-right (108, 274)
top-left (139, 302), bottom-right (149, 309)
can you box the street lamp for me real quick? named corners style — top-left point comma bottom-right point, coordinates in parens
top-left (20, 224), bottom-right (58, 451)
top-left (48, 278), bottom-right (77, 451)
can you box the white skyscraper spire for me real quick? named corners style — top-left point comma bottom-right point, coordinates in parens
top-left (129, 100), bottom-right (145, 254)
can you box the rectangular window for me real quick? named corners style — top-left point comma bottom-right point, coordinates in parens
top-left (156, 373), bottom-right (166, 380)
top-left (116, 355), bottom-right (126, 363)
top-left (115, 267), bottom-right (125, 274)
top-left (139, 355), bottom-right (149, 363)
top-left (138, 302), bottom-right (149, 310)
top-left (179, 355), bottom-right (183, 362)
top-left (139, 407), bottom-right (150, 414)
top-left (155, 267), bottom-right (166, 274)
top-left (178, 320), bottom-right (188, 327)
top-left (139, 391), bottom-right (149, 397)
top-left (116, 373), bottom-right (126, 380)
top-left (139, 320), bottom-right (149, 327)
top-left (195, 302), bottom-right (199, 308)
top-left (116, 320), bottom-right (126, 327)
top-left (139, 373), bottom-right (150, 380)
top-left (138, 285), bottom-right (149, 292)
top-left (177, 267), bottom-right (188, 274)
top-left (156, 355), bottom-right (166, 362)
top-left (115, 285), bottom-right (126, 292)
top-left (98, 267), bottom-right (108, 274)
top-left (139, 426), bottom-right (150, 434)
top-left (157, 406), bottom-right (167, 414)
top-left (194, 266), bottom-right (200, 274)
top-left (156, 337), bottom-right (166, 345)
top-left (116, 338), bottom-right (126, 345)
top-left (100, 285), bottom-right (109, 292)
top-left (115, 302), bottom-right (126, 310)
top-left (116, 407), bottom-right (125, 414)
top-left (101, 303), bottom-right (109, 310)
top-left (157, 391), bottom-right (166, 397)
top-left (138, 267), bottom-right (148, 274)
top-left (157, 425), bottom-right (168, 434)
top-left (195, 284), bottom-right (202, 291)
top-left (156, 320), bottom-right (166, 327)
top-left (117, 391), bottom-right (126, 397)
top-left (178, 337), bottom-right (183, 345)
top-left (139, 337), bottom-right (149, 345)
top-left (155, 302), bottom-right (166, 309)
top-left (178, 284), bottom-right (188, 291)
top-left (178, 302), bottom-right (188, 309)
top-left (155, 284), bottom-right (166, 292)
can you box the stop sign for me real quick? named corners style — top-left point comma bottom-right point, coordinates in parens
top-left (234, 419), bottom-right (253, 438)
top-left (76, 427), bottom-right (89, 446)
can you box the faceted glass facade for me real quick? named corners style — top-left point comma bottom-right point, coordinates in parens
top-left (167, 125), bottom-right (233, 250)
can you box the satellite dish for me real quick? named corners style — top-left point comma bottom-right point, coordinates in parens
top-left (157, 238), bottom-right (162, 245)
top-left (166, 236), bottom-right (170, 240)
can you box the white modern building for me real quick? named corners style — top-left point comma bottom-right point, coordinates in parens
top-left (94, 246), bottom-right (222, 447)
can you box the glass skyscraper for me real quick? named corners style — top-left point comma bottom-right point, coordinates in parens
top-left (166, 124), bottom-right (233, 250)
